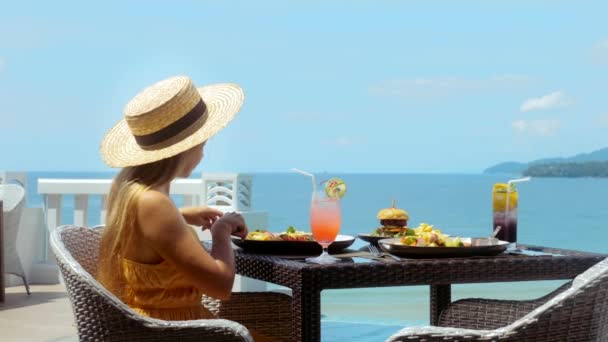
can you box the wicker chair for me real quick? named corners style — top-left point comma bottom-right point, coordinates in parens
top-left (0, 183), bottom-right (30, 294)
top-left (387, 257), bottom-right (608, 342)
top-left (51, 225), bottom-right (293, 342)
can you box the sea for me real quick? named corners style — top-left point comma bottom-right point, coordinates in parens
top-left (23, 171), bottom-right (608, 341)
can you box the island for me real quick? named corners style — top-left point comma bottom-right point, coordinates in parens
top-left (485, 147), bottom-right (608, 178)
top-left (523, 161), bottom-right (608, 178)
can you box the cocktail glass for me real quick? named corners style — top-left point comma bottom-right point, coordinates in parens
top-left (492, 177), bottom-right (530, 250)
top-left (305, 189), bottom-right (341, 264)
top-left (492, 183), bottom-right (518, 245)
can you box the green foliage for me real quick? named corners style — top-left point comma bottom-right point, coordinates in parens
top-left (485, 147), bottom-right (608, 174)
top-left (523, 161), bottom-right (608, 178)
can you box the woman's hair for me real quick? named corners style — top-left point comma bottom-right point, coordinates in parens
top-left (96, 146), bottom-right (197, 299)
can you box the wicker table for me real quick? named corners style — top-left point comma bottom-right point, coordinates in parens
top-left (234, 244), bottom-right (606, 342)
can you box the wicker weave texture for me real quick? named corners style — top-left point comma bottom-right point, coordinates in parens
top-left (59, 261), bottom-right (248, 342)
top-left (203, 292), bottom-right (293, 340)
top-left (52, 225), bottom-right (293, 342)
top-left (438, 281), bottom-right (573, 330)
top-left (387, 261), bottom-right (608, 341)
top-left (234, 244), bottom-right (605, 342)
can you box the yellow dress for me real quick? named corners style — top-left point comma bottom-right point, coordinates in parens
top-left (119, 257), bottom-right (276, 341)
top-left (121, 258), bottom-right (215, 320)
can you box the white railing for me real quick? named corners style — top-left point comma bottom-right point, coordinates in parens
top-left (37, 178), bottom-right (206, 262)
top-left (38, 179), bottom-right (203, 223)
top-left (2, 171), bottom-right (267, 290)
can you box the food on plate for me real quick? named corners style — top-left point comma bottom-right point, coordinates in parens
top-left (325, 178), bottom-right (347, 199)
top-left (245, 226), bottom-right (313, 242)
top-left (371, 200), bottom-right (414, 237)
top-left (443, 237), bottom-right (465, 247)
top-left (377, 200), bottom-right (409, 227)
top-left (246, 230), bottom-right (279, 241)
top-left (279, 226), bottom-right (314, 241)
top-left (399, 223), bottom-right (471, 247)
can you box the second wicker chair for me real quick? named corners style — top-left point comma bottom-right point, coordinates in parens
top-left (387, 257), bottom-right (608, 341)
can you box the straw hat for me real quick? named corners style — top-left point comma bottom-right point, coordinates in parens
top-left (101, 76), bottom-right (244, 167)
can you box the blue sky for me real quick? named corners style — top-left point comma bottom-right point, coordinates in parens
top-left (1, 0), bottom-right (607, 173)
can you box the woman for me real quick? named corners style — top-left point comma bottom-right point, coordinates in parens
top-left (96, 76), bottom-right (275, 340)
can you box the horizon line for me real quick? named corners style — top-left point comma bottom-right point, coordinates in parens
top-left (9, 170), bottom-right (508, 176)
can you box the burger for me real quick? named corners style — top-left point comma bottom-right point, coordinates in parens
top-left (371, 201), bottom-right (413, 237)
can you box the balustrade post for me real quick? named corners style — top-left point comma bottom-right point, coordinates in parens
top-left (44, 194), bottom-right (62, 263)
top-left (202, 173), bottom-right (253, 211)
top-left (236, 174), bottom-right (252, 211)
top-left (100, 194), bottom-right (108, 225)
top-left (74, 194), bottom-right (88, 227)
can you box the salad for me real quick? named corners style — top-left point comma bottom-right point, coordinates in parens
top-left (399, 223), bottom-right (470, 247)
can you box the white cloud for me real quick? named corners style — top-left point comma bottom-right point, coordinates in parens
top-left (0, 58), bottom-right (5, 70)
top-left (590, 39), bottom-right (608, 65)
top-left (512, 119), bottom-right (561, 137)
top-left (520, 91), bottom-right (572, 112)
top-left (321, 137), bottom-right (367, 146)
top-left (369, 74), bottom-right (535, 99)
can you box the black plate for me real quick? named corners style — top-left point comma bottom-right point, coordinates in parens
top-left (378, 237), bottom-right (509, 258)
top-left (357, 233), bottom-right (394, 245)
top-left (358, 233), bottom-right (420, 245)
top-left (232, 234), bottom-right (356, 255)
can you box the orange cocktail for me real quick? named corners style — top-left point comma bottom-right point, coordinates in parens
top-left (306, 191), bottom-right (341, 264)
top-left (310, 197), bottom-right (341, 246)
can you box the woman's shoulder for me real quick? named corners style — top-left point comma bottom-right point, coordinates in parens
top-left (137, 189), bottom-right (184, 238)
top-left (138, 189), bottom-right (172, 209)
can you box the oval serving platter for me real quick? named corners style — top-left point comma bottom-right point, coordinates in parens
top-left (378, 237), bottom-right (508, 258)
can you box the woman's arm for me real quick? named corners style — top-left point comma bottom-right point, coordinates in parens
top-left (137, 190), bottom-right (247, 300)
top-left (180, 206), bottom-right (224, 229)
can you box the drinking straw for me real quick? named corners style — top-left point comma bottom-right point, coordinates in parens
top-left (291, 168), bottom-right (317, 194)
top-left (508, 177), bottom-right (531, 186)
top-left (505, 177), bottom-right (531, 212)
top-left (491, 226), bottom-right (502, 238)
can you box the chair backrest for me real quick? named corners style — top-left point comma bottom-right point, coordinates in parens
top-left (0, 184), bottom-right (26, 246)
top-left (0, 184), bottom-right (25, 212)
top-left (51, 225), bottom-right (251, 341)
top-left (572, 257), bottom-right (608, 288)
top-left (59, 225), bottom-right (101, 276)
top-left (501, 257), bottom-right (608, 341)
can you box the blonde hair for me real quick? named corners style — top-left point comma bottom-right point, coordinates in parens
top-left (96, 145), bottom-right (198, 299)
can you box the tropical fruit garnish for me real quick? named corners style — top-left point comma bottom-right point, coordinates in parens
top-left (324, 178), bottom-right (347, 199)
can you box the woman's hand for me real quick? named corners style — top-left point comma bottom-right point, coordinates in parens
top-left (180, 206), bottom-right (224, 229)
top-left (211, 212), bottom-right (248, 239)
